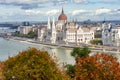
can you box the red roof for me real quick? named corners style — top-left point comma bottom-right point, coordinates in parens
top-left (58, 14), bottom-right (67, 20)
top-left (58, 8), bottom-right (67, 21)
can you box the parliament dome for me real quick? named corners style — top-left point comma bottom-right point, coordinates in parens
top-left (58, 8), bottom-right (67, 21)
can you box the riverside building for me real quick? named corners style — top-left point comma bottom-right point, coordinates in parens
top-left (102, 23), bottom-right (120, 46)
top-left (38, 8), bottom-right (94, 45)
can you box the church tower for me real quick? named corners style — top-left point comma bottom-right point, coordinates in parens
top-left (51, 17), bottom-right (56, 44)
top-left (47, 17), bottom-right (51, 30)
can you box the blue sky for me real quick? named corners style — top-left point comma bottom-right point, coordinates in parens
top-left (0, 0), bottom-right (120, 22)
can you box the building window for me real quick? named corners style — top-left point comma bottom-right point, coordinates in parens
top-left (48, 32), bottom-right (51, 35)
top-left (61, 37), bottom-right (63, 40)
top-left (113, 34), bottom-right (115, 37)
top-left (105, 34), bottom-right (107, 36)
top-left (112, 40), bottom-right (115, 42)
top-left (58, 37), bottom-right (59, 40)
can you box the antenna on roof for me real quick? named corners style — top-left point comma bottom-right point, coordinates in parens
top-left (62, 6), bottom-right (64, 14)
top-left (103, 17), bottom-right (106, 23)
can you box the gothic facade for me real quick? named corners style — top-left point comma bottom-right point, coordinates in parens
top-left (102, 23), bottom-right (120, 46)
top-left (38, 9), bottom-right (94, 45)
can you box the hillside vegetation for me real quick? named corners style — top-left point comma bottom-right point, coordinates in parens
top-left (0, 47), bottom-right (120, 80)
top-left (3, 48), bottom-right (69, 80)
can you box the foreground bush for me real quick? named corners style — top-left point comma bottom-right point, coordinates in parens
top-left (0, 62), bottom-right (5, 79)
top-left (75, 54), bottom-right (120, 80)
top-left (4, 48), bottom-right (68, 80)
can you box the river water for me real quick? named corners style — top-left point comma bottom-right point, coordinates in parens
top-left (0, 27), bottom-right (120, 65)
top-left (0, 37), bottom-right (75, 65)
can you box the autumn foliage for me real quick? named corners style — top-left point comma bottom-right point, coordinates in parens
top-left (75, 53), bottom-right (120, 80)
top-left (3, 48), bottom-right (69, 80)
top-left (0, 62), bottom-right (5, 79)
top-left (1, 47), bottom-right (120, 80)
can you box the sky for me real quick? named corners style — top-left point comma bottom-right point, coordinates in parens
top-left (0, 0), bottom-right (120, 22)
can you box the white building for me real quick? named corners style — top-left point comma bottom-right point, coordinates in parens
top-left (18, 26), bottom-right (33, 34)
top-left (102, 23), bottom-right (120, 46)
top-left (38, 8), bottom-right (94, 45)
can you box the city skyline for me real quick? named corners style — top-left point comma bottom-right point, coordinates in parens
top-left (0, 0), bottom-right (120, 22)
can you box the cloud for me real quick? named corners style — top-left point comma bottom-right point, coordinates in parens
top-left (0, 0), bottom-right (69, 9)
top-left (25, 10), bottom-right (44, 15)
top-left (46, 9), bottom-right (59, 15)
top-left (87, 0), bottom-right (120, 5)
top-left (109, 9), bottom-right (120, 15)
top-left (0, 0), bottom-right (49, 4)
top-left (95, 8), bottom-right (111, 15)
top-left (20, 4), bottom-right (38, 9)
top-left (73, 0), bottom-right (87, 3)
top-left (72, 9), bottom-right (90, 16)
top-left (0, 0), bottom-right (89, 9)
top-left (0, 0), bottom-right (49, 9)
top-left (51, 0), bottom-right (68, 6)
top-left (101, 0), bottom-right (120, 4)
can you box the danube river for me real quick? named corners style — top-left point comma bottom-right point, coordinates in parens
top-left (0, 37), bottom-right (75, 65)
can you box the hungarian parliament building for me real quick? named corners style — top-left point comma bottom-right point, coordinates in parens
top-left (38, 8), bottom-right (94, 45)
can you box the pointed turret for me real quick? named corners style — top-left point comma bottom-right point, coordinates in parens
top-left (103, 17), bottom-right (106, 23)
top-left (102, 18), bottom-right (107, 30)
top-left (62, 7), bottom-right (64, 14)
top-left (51, 17), bottom-right (56, 44)
top-left (52, 17), bottom-right (56, 30)
top-left (47, 17), bottom-right (51, 30)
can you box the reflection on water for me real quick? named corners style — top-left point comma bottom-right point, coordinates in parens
top-left (49, 48), bottom-right (75, 65)
top-left (0, 37), bottom-right (75, 65)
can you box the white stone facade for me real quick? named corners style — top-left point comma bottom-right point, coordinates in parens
top-left (18, 26), bottom-right (33, 34)
top-left (102, 23), bottom-right (120, 46)
top-left (38, 17), bottom-right (94, 44)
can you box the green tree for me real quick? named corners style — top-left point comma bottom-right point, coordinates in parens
top-left (13, 30), bottom-right (38, 39)
top-left (66, 46), bottom-right (91, 79)
top-left (94, 31), bottom-right (102, 38)
top-left (27, 30), bottom-right (38, 38)
top-left (90, 39), bottom-right (103, 45)
top-left (71, 46), bottom-right (91, 58)
top-left (4, 48), bottom-right (69, 80)
top-left (65, 64), bottom-right (75, 78)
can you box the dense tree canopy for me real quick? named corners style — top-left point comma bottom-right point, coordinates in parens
top-left (65, 64), bottom-right (75, 79)
top-left (90, 39), bottom-right (103, 45)
top-left (1, 47), bottom-right (120, 80)
top-left (4, 48), bottom-right (69, 80)
top-left (13, 30), bottom-right (37, 38)
top-left (0, 62), bottom-right (5, 79)
top-left (66, 46), bottom-right (91, 78)
top-left (71, 46), bottom-right (91, 58)
top-left (75, 53), bottom-right (120, 80)
top-left (94, 31), bottom-right (102, 38)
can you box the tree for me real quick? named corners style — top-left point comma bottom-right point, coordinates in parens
top-left (94, 31), bottom-right (102, 38)
top-left (27, 30), bottom-right (38, 38)
top-left (71, 46), bottom-right (91, 58)
top-left (0, 62), bottom-right (5, 80)
top-left (4, 48), bottom-right (69, 80)
top-left (65, 64), bottom-right (75, 78)
top-left (66, 46), bottom-right (91, 78)
top-left (90, 39), bottom-right (103, 45)
top-left (13, 30), bottom-right (38, 39)
top-left (75, 53), bottom-right (120, 80)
